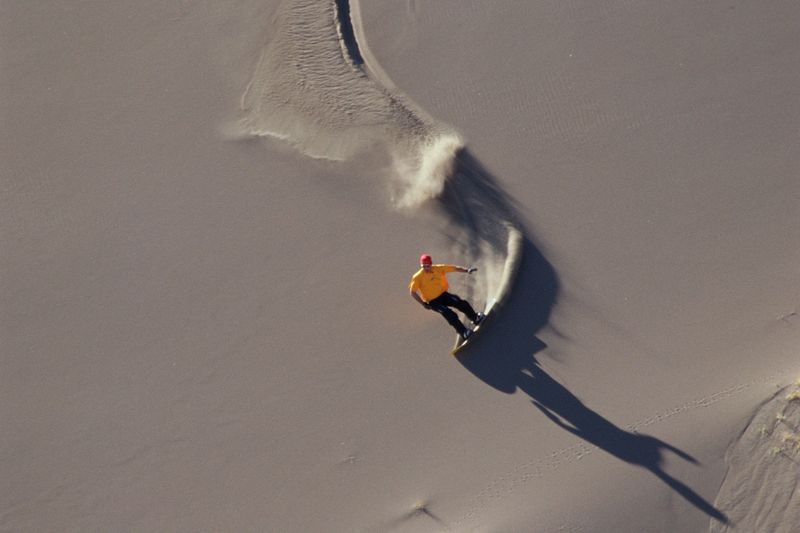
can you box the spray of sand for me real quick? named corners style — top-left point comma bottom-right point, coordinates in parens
top-left (390, 133), bottom-right (464, 210)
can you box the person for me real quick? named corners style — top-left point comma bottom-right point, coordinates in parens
top-left (409, 254), bottom-right (485, 340)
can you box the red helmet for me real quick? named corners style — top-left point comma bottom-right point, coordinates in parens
top-left (419, 254), bottom-right (433, 266)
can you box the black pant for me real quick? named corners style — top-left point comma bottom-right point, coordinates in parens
top-left (428, 292), bottom-right (478, 335)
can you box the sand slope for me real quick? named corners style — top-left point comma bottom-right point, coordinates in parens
top-left (3, 1), bottom-right (799, 532)
top-left (710, 380), bottom-right (800, 533)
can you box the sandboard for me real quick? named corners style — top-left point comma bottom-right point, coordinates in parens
top-left (451, 300), bottom-right (496, 355)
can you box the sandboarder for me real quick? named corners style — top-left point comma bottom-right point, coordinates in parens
top-left (409, 254), bottom-right (485, 340)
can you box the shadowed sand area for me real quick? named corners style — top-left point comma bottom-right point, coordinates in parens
top-left (3, 1), bottom-right (800, 531)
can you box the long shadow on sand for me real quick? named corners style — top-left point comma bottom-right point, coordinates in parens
top-left (459, 243), bottom-right (727, 523)
top-left (442, 153), bottom-right (727, 524)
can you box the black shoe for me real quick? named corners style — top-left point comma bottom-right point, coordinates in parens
top-left (461, 329), bottom-right (473, 341)
top-left (472, 313), bottom-right (486, 326)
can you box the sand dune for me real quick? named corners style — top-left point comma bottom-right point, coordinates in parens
top-left (711, 380), bottom-right (800, 533)
top-left (4, 1), bottom-right (799, 532)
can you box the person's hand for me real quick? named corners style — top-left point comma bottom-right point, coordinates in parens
top-left (467, 267), bottom-right (478, 274)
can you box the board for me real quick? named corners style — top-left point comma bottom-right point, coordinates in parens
top-left (451, 300), bottom-right (496, 355)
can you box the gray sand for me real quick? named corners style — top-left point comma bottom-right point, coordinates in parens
top-left (3, 1), bottom-right (799, 531)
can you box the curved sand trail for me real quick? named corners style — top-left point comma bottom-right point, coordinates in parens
top-left (240, 0), bottom-right (525, 319)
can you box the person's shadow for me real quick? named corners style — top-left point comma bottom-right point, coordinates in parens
top-left (440, 151), bottom-right (728, 524)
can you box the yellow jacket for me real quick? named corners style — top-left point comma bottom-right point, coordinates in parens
top-left (408, 264), bottom-right (459, 302)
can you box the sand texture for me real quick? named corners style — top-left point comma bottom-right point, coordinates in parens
top-left (710, 380), bottom-right (800, 533)
top-left (3, 1), bottom-right (799, 531)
